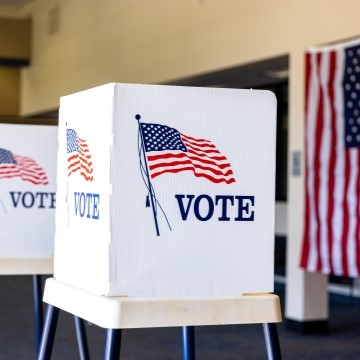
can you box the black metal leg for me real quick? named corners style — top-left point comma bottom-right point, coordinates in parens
top-left (33, 275), bottom-right (44, 358)
top-left (182, 326), bottom-right (195, 360)
top-left (37, 305), bottom-right (60, 360)
top-left (263, 323), bottom-right (282, 360)
top-left (104, 329), bottom-right (122, 360)
top-left (74, 316), bottom-right (90, 360)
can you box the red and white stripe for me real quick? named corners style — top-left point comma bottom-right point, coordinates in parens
top-left (67, 137), bottom-right (94, 182)
top-left (301, 43), bottom-right (360, 277)
top-left (147, 133), bottom-right (235, 184)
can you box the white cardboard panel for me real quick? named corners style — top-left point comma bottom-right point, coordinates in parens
top-left (54, 83), bottom-right (277, 297)
top-left (0, 124), bottom-right (57, 271)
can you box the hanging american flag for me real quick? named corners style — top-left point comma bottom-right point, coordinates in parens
top-left (301, 39), bottom-right (360, 277)
top-left (140, 123), bottom-right (235, 184)
top-left (0, 148), bottom-right (48, 185)
top-left (67, 129), bottom-right (94, 181)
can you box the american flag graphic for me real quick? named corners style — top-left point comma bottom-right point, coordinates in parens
top-left (140, 123), bottom-right (235, 184)
top-left (67, 129), bottom-right (94, 181)
top-left (301, 40), bottom-right (360, 277)
top-left (0, 148), bottom-right (48, 185)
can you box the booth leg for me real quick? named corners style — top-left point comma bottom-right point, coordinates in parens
top-left (182, 326), bottom-right (195, 360)
top-left (33, 275), bottom-right (44, 357)
top-left (263, 323), bottom-right (282, 360)
top-left (74, 316), bottom-right (90, 360)
top-left (104, 328), bottom-right (122, 360)
top-left (37, 305), bottom-right (60, 360)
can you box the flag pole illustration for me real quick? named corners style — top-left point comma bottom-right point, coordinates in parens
top-left (136, 113), bottom-right (235, 236)
top-left (136, 114), bottom-right (161, 236)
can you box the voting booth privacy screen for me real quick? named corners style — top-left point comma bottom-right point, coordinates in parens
top-left (0, 124), bottom-right (57, 259)
top-left (54, 83), bottom-right (277, 297)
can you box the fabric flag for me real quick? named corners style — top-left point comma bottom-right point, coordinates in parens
top-left (140, 123), bottom-right (235, 184)
top-left (67, 129), bottom-right (94, 181)
top-left (0, 148), bottom-right (48, 185)
top-left (301, 39), bottom-right (360, 277)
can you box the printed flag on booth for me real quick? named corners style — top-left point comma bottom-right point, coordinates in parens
top-left (0, 147), bottom-right (48, 185)
top-left (300, 39), bottom-right (360, 277)
top-left (67, 129), bottom-right (94, 181)
top-left (140, 123), bottom-right (236, 184)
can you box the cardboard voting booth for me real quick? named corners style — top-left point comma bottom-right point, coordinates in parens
top-left (0, 124), bottom-right (57, 272)
top-left (54, 83), bottom-right (277, 297)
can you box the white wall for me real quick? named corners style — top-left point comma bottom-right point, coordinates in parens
top-left (22, 1), bottom-right (360, 116)
top-left (21, 0), bottom-right (298, 115)
top-left (21, 0), bottom-right (360, 322)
